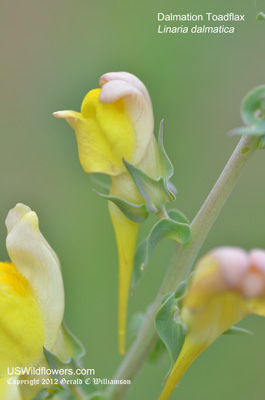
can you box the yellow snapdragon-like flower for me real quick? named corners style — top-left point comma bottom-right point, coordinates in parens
top-left (0, 203), bottom-right (65, 399)
top-left (54, 72), bottom-right (163, 354)
top-left (159, 247), bottom-right (265, 400)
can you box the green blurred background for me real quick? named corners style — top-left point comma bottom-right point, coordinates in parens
top-left (1, 0), bottom-right (265, 399)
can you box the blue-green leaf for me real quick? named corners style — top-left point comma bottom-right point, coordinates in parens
top-left (148, 339), bottom-right (167, 364)
top-left (158, 120), bottom-right (173, 179)
top-left (43, 322), bottom-right (97, 397)
top-left (155, 286), bottom-right (188, 366)
top-left (124, 160), bottom-right (173, 213)
top-left (257, 12), bottom-right (265, 20)
top-left (230, 125), bottom-right (265, 136)
top-left (232, 86), bottom-right (265, 137)
top-left (242, 86), bottom-right (265, 126)
top-left (167, 209), bottom-right (190, 224)
top-left (224, 326), bottom-right (253, 335)
top-left (158, 120), bottom-right (177, 198)
top-left (128, 310), bottom-right (168, 365)
top-left (259, 134), bottom-right (265, 149)
top-left (174, 279), bottom-right (189, 299)
top-left (89, 173), bottom-right (111, 191)
top-left (95, 191), bottom-right (148, 222)
top-left (43, 348), bottom-right (79, 381)
top-left (43, 346), bottom-right (96, 396)
top-left (52, 321), bottom-right (85, 364)
top-left (131, 209), bottom-right (191, 289)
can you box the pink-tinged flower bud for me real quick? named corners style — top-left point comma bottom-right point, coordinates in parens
top-left (159, 246), bottom-right (265, 400)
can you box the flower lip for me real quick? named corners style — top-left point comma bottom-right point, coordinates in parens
top-left (52, 110), bottom-right (80, 130)
top-left (211, 246), bottom-right (249, 289)
top-left (241, 249), bottom-right (265, 298)
top-left (98, 79), bottom-right (145, 105)
top-left (211, 246), bottom-right (265, 298)
top-left (249, 249), bottom-right (265, 276)
top-left (241, 267), bottom-right (265, 298)
top-left (5, 202), bottom-right (32, 233)
top-left (99, 72), bottom-right (152, 109)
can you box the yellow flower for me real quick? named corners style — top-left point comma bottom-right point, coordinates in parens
top-left (54, 72), bottom-right (163, 354)
top-left (159, 247), bottom-right (265, 400)
top-left (0, 203), bottom-right (65, 399)
top-left (53, 72), bottom-right (155, 176)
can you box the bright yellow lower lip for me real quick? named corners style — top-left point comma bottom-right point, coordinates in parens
top-left (0, 261), bottom-right (45, 376)
top-left (54, 88), bottom-right (136, 176)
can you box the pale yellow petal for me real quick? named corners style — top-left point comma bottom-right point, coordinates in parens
top-left (0, 377), bottom-right (22, 400)
top-left (53, 110), bottom-right (81, 130)
top-left (6, 204), bottom-right (64, 351)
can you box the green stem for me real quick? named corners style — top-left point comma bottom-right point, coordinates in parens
top-left (157, 206), bottom-right (169, 220)
top-left (105, 135), bottom-right (258, 400)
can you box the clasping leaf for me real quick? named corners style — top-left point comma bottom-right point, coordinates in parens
top-left (155, 283), bottom-right (188, 367)
top-left (131, 209), bottom-right (191, 289)
top-left (231, 86), bottom-right (265, 146)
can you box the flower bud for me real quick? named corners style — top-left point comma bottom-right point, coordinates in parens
top-left (159, 246), bottom-right (265, 400)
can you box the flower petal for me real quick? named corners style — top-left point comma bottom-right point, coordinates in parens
top-left (53, 110), bottom-right (82, 130)
top-left (5, 204), bottom-right (64, 351)
top-left (109, 200), bottom-right (139, 354)
top-left (99, 71), bottom-right (152, 109)
top-left (0, 262), bottom-right (45, 377)
top-left (0, 377), bottom-right (22, 399)
top-left (212, 247), bottom-right (249, 289)
top-left (80, 88), bottom-right (136, 174)
top-left (99, 75), bottom-right (154, 167)
top-left (158, 337), bottom-right (205, 400)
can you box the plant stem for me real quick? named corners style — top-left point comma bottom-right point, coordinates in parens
top-left (157, 206), bottom-right (169, 220)
top-left (105, 135), bottom-right (258, 400)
